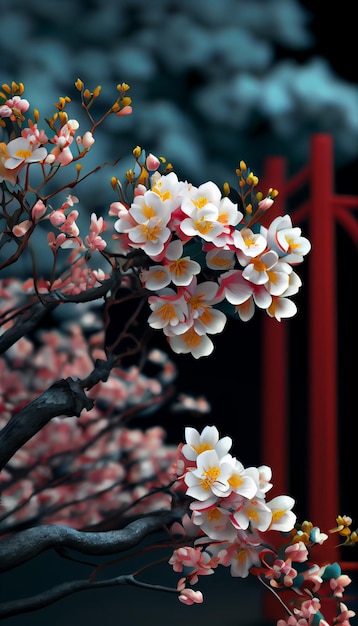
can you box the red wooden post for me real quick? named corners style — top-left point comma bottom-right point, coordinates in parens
top-left (308, 134), bottom-right (339, 560)
top-left (261, 157), bottom-right (289, 496)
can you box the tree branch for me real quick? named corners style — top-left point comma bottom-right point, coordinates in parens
top-left (0, 358), bottom-right (114, 472)
top-left (0, 572), bottom-right (179, 619)
top-left (0, 267), bottom-right (124, 355)
top-left (0, 510), bottom-right (179, 572)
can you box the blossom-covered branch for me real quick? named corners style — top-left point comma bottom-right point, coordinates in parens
top-left (0, 79), bottom-right (356, 625)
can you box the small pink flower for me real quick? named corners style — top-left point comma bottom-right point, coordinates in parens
top-left (0, 96), bottom-right (30, 117)
top-left (178, 588), bottom-right (203, 606)
top-left (47, 232), bottom-right (67, 250)
top-left (177, 578), bottom-right (203, 605)
top-left (85, 213), bottom-right (107, 252)
top-left (285, 541), bottom-right (308, 563)
top-left (49, 210), bottom-right (66, 226)
top-left (330, 574), bottom-right (352, 598)
top-left (60, 210), bottom-right (79, 237)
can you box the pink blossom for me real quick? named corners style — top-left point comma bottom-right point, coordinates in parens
top-left (334, 601), bottom-right (356, 625)
top-left (177, 587), bottom-right (204, 605)
top-left (330, 574), bottom-right (352, 598)
top-left (49, 210), bottom-right (66, 226)
top-left (85, 213), bottom-right (107, 251)
top-left (60, 210), bottom-right (80, 237)
top-left (169, 546), bottom-right (217, 583)
top-left (21, 121), bottom-right (48, 145)
top-left (258, 197), bottom-right (274, 211)
top-left (0, 96), bottom-right (29, 117)
top-left (285, 541), bottom-right (308, 563)
top-left (47, 232), bottom-right (67, 250)
top-left (47, 120), bottom-right (79, 165)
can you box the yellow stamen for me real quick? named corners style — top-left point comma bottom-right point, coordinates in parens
top-left (157, 303), bottom-right (177, 322)
top-left (271, 509), bottom-right (285, 523)
top-left (207, 508), bottom-right (222, 522)
top-left (15, 149), bottom-right (32, 159)
top-left (192, 196), bottom-right (209, 209)
top-left (218, 212), bottom-right (229, 224)
top-left (199, 466), bottom-right (221, 490)
top-left (194, 219), bottom-right (212, 235)
top-left (152, 187), bottom-right (172, 201)
top-left (228, 473), bottom-right (243, 489)
top-left (247, 508), bottom-right (259, 521)
top-left (140, 223), bottom-right (161, 242)
top-left (192, 442), bottom-right (213, 454)
top-left (142, 203), bottom-right (156, 219)
top-left (182, 327), bottom-right (201, 349)
top-left (253, 258), bottom-right (266, 272)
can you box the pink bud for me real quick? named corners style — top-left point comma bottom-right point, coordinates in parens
top-left (116, 106), bottom-right (132, 116)
top-left (258, 197), bottom-right (274, 211)
top-left (146, 153), bottom-right (160, 171)
top-left (31, 199), bottom-right (47, 222)
top-left (13, 220), bottom-right (32, 237)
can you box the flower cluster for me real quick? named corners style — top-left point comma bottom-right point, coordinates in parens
top-left (0, 314), bottom-right (180, 530)
top-left (0, 80), bottom-right (310, 358)
top-left (111, 158), bottom-right (311, 358)
top-left (0, 80), bottom-right (355, 625)
top-left (168, 426), bottom-right (356, 624)
top-left (0, 80), bottom-right (131, 296)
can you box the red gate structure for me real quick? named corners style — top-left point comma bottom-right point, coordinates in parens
top-left (260, 133), bottom-right (358, 566)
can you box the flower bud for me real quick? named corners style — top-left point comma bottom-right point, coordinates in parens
top-left (31, 199), bottom-right (47, 222)
top-left (145, 153), bottom-right (160, 171)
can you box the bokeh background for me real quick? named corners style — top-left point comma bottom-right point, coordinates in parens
top-left (1, 0), bottom-right (357, 624)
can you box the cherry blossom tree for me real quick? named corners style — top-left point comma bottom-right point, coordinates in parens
top-left (0, 79), bottom-right (356, 625)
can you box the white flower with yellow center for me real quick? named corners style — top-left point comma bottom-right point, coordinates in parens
top-left (180, 181), bottom-right (235, 243)
top-left (263, 214), bottom-right (311, 264)
top-left (233, 228), bottom-right (267, 260)
top-left (166, 325), bottom-right (215, 359)
top-left (150, 171), bottom-right (188, 206)
top-left (182, 426), bottom-right (232, 462)
top-left (224, 455), bottom-right (258, 500)
top-left (4, 136), bottom-right (47, 169)
top-left (165, 239), bottom-right (201, 286)
top-left (231, 497), bottom-right (273, 532)
top-left (184, 449), bottom-right (236, 501)
top-left (147, 291), bottom-right (189, 330)
top-left (191, 504), bottom-right (237, 541)
top-left (266, 495), bottom-right (296, 532)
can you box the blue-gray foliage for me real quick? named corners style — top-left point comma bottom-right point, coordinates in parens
top-left (1, 0), bottom-right (357, 208)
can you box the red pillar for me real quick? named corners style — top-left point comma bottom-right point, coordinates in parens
top-left (261, 157), bottom-right (289, 496)
top-left (308, 134), bottom-right (339, 560)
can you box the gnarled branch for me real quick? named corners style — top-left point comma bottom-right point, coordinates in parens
top-left (0, 510), bottom-right (179, 572)
top-left (0, 357), bottom-right (115, 472)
